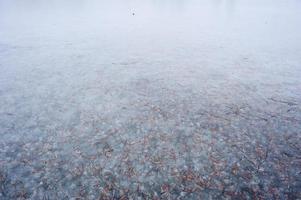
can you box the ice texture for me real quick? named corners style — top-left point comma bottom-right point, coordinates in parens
top-left (0, 0), bottom-right (301, 199)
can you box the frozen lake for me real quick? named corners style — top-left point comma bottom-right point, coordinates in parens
top-left (0, 0), bottom-right (301, 199)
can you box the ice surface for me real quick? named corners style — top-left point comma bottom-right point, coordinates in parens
top-left (0, 0), bottom-right (301, 199)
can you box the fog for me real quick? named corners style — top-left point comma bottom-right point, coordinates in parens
top-left (0, 0), bottom-right (301, 199)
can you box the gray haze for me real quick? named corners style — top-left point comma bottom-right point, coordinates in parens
top-left (0, 0), bottom-right (301, 199)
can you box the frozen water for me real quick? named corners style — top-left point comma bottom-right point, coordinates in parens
top-left (0, 0), bottom-right (301, 199)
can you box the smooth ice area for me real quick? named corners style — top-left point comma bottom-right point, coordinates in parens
top-left (0, 0), bottom-right (301, 199)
